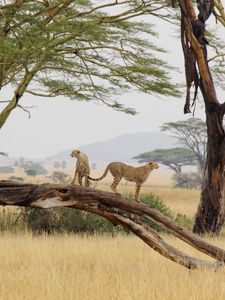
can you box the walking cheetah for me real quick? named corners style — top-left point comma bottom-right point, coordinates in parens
top-left (88, 161), bottom-right (159, 201)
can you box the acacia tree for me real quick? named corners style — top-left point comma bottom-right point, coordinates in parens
top-left (1, 0), bottom-right (225, 267)
top-left (161, 118), bottom-right (207, 174)
top-left (133, 148), bottom-right (197, 173)
top-left (2, 2), bottom-right (224, 236)
top-left (134, 147), bottom-right (202, 189)
top-left (0, 0), bottom-right (178, 129)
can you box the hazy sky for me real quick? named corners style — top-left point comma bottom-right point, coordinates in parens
top-left (0, 9), bottom-right (223, 159)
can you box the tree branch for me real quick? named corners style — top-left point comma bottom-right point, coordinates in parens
top-left (1, 180), bottom-right (225, 270)
top-left (214, 0), bottom-right (225, 26)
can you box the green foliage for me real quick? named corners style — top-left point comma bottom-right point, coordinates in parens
top-left (25, 169), bottom-right (37, 177)
top-left (139, 193), bottom-right (174, 233)
top-left (24, 194), bottom-right (174, 235)
top-left (24, 208), bottom-right (125, 235)
top-left (0, 0), bottom-right (180, 129)
top-left (140, 193), bottom-right (174, 219)
top-left (134, 147), bottom-right (196, 173)
top-left (175, 214), bottom-right (193, 231)
top-left (0, 193), bottom-right (175, 235)
top-left (8, 176), bottom-right (24, 182)
top-left (22, 161), bottom-right (47, 176)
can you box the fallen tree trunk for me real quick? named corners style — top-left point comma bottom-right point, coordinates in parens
top-left (0, 180), bottom-right (224, 270)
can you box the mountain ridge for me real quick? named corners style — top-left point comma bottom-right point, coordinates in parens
top-left (45, 131), bottom-right (177, 165)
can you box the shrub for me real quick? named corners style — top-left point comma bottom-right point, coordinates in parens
top-left (175, 213), bottom-right (194, 231)
top-left (172, 172), bottom-right (202, 189)
top-left (24, 208), bottom-right (125, 235)
top-left (8, 176), bottom-right (24, 182)
top-left (0, 194), bottom-right (177, 235)
top-left (23, 161), bottom-right (47, 176)
top-left (126, 193), bottom-right (175, 233)
top-left (140, 194), bottom-right (174, 219)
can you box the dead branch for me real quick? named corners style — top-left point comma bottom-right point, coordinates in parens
top-left (0, 180), bottom-right (225, 270)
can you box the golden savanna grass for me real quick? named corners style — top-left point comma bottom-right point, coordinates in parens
top-left (1, 168), bottom-right (224, 299)
top-left (1, 233), bottom-right (225, 300)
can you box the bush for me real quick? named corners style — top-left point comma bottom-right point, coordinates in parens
top-left (127, 193), bottom-right (175, 233)
top-left (172, 172), bottom-right (202, 189)
top-left (175, 213), bottom-right (194, 231)
top-left (23, 193), bottom-right (173, 235)
top-left (22, 194), bottom-right (173, 235)
top-left (23, 161), bottom-right (47, 176)
top-left (0, 194), bottom-right (177, 235)
top-left (8, 176), bottom-right (24, 182)
top-left (140, 193), bottom-right (174, 219)
top-left (24, 208), bottom-right (125, 235)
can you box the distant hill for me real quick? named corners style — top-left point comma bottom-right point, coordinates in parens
top-left (45, 132), bottom-right (177, 165)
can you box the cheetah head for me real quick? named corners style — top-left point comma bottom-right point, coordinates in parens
top-left (70, 149), bottom-right (80, 158)
top-left (147, 161), bottom-right (159, 170)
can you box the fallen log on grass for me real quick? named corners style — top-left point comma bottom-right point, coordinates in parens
top-left (0, 180), bottom-right (224, 270)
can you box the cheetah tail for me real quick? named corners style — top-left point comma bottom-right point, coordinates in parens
top-left (88, 164), bottom-right (110, 181)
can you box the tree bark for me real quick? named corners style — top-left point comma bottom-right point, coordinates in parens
top-left (193, 110), bottom-right (225, 234)
top-left (0, 180), bottom-right (225, 270)
top-left (178, 0), bottom-right (225, 234)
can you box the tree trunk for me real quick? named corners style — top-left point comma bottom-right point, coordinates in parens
top-left (193, 94), bottom-right (225, 234)
top-left (178, 0), bottom-right (225, 234)
top-left (0, 180), bottom-right (225, 270)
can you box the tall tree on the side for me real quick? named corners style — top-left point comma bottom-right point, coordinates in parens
top-left (176, 0), bottom-right (225, 234)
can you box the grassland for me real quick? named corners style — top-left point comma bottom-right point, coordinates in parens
top-left (1, 168), bottom-right (225, 299)
top-left (1, 233), bottom-right (225, 300)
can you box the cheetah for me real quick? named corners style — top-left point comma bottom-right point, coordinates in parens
top-left (88, 161), bottom-right (159, 201)
top-left (70, 149), bottom-right (90, 187)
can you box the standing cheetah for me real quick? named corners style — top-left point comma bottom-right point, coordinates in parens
top-left (71, 149), bottom-right (90, 187)
top-left (88, 161), bottom-right (159, 201)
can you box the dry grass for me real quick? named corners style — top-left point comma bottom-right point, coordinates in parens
top-left (0, 233), bottom-right (225, 300)
top-left (1, 168), bottom-right (225, 299)
top-left (150, 187), bottom-right (200, 217)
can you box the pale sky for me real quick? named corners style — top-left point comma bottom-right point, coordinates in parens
top-left (0, 9), bottom-right (223, 159)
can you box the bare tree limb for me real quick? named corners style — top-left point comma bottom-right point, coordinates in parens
top-left (1, 180), bottom-right (225, 270)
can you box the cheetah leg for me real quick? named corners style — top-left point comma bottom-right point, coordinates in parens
top-left (84, 176), bottom-right (90, 187)
top-left (111, 177), bottom-right (122, 195)
top-left (135, 183), bottom-right (142, 202)
top-left (78, 175), bottom-right (83, 186)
